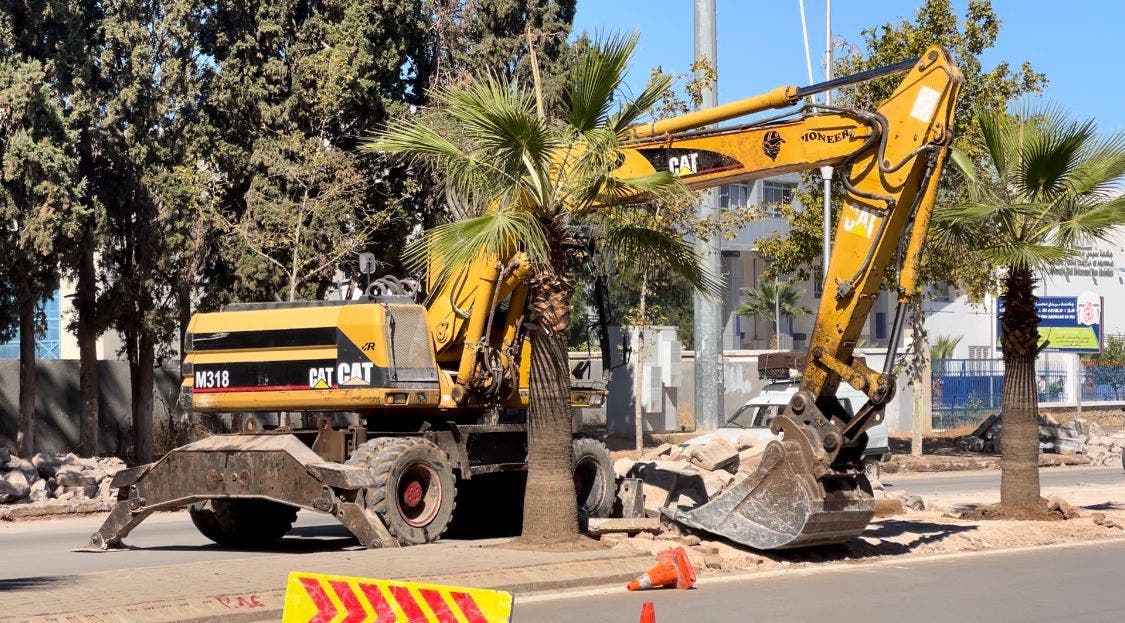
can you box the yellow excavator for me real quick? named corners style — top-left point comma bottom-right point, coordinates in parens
top-left (86, 46), bottom-right (961, 551)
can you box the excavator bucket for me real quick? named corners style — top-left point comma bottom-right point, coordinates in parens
top-left (666, 440), bottom-right (874, 550)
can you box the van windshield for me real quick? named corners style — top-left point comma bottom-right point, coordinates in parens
top-left (725, 403), bottom-right (786, 429)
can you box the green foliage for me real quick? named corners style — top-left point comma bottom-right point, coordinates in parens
top-left (734, 281), bottom-right (811, 342)
top-left (936, 105), bottom-right (1125, 273)
top-left (930, 334), bottom-right (963, 360)
top-left (757, 0), bottom-right (1046, 301)
top-left (1083, 334), bottom-right (1125, 399)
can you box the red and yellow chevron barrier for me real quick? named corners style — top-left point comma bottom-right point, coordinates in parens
top-left (282, 571), bottom-right (514, 623)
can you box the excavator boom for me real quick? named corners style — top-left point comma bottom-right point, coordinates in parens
top-left (612, 47), bottom-right (962, 548)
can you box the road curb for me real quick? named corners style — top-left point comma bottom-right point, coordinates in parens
top-left (2, 554), bottom-right (653, 623)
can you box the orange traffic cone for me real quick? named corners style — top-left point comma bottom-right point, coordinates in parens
top-left (626, 547), bottom-right (697, 591)
top-left (639, 601), bottom-right (656, 623)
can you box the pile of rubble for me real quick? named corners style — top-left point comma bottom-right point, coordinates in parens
top-left (611, 434), bottom-right (765, 517)
top-left (959, 414), bottom-right (1125, 466)
top-left (0, 447), bottom-right (125, 505)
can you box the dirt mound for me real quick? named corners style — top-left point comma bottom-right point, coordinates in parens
top-left (959, 496), bottom-right (1079, 522)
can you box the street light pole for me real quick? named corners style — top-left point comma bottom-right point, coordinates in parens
top-left (821, 0), bottom-right (833, 286)
top-left (692, 0), bottom-right (723, 431)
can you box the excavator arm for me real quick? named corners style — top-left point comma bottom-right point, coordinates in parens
top-left (605, 47), bottom-right (962, 548)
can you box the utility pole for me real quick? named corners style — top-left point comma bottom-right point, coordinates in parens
top-left (693, 0), bottom-right (723, 430)
top-left (820, 0), bottom-right (833, 286)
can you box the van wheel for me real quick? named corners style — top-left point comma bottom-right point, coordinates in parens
top-left (573, 437), bottom-right (615, 520)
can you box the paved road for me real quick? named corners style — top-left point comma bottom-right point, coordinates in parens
top-left (2, 466), bottom-right (1117, 579)
top-left (514, 539), bottom-right (1125, 622)
top-left (0, 510), bottom-right (357, 578)
top-left (885, 465), bottom-right (1123, 496)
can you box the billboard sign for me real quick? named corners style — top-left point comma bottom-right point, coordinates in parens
top-left (996, 292), bottom-right (1103, 353)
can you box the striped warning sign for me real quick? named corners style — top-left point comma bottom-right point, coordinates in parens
top-left (282, 571), bottom-right (513, 623)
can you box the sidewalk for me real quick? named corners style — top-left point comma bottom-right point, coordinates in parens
top-left (0, 540), bottom-right (651, 623)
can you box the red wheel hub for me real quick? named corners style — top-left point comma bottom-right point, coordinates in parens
top-left (403, 480), bottom-right (424, 508)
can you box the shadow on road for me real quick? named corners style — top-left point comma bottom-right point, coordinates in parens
top-left (0, 576), bottom-right (77, 592)
top-left (768, 520), bottom-right (978, 563)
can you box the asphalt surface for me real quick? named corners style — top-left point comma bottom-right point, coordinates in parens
top-left (884, 465), bottom-right (1124, 496)
top-left (514, 539), bottom-right (1125, 622)
top-left (0, 466), bottom-right (1119, 579)
top-left (0, 510), bottom-right (356, 578)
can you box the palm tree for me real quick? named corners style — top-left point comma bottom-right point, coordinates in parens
top-left (938, 105), bottom-right (1125, 512)
top-left (735, 280), bottom-right (810, 349)
top-left (367, 34), bottom-right (719, 544)
top-left (930, 334), bottom-right (963, 360)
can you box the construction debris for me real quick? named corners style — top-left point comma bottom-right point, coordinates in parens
top-left (957, 415), bottom-right (1125, 466)
top-left (0, 453), bottom-right (125, 506)
top-left (586, 517), bottom-right (663, 536)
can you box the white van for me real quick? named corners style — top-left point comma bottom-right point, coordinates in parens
top-left (684, 379), bottom-right (891, 476)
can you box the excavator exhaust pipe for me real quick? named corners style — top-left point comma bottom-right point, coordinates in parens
top-left (667, 439), bottom-right (874, 550)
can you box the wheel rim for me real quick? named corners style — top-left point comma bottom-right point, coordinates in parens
top-left (573, 456), bottom-right (605, 514)
top-left (396, 461), bottom-right (442, 527)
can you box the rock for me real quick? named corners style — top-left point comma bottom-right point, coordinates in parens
top-left (599, 534), bottom-right (624, 547)
top-left (0, 469), bottom-right (31, 503)
top-left (613, 457), bottom-right (637, 479)
top-left (737, 446), bottom-right (766, 474)
top-left (60, 484), bottom-right (99, 499)
top-left (900, 495), bottom-right (926, 511)
top-left (643, 443), bottom-right (675, 460)
top-left (7, 458), bottom-right (39, 488)
top-left (703, 555), bottom-right (723, 570)
top-left (701, 470), bottom-right (735, 497)
top-left (31, 452), bottom-right (63, 479)
top-left (28, 478), bottom-right (49, 502)
top-left (678, 535), bottom-right (701, 547)
top-left (1087, 446), bottom-right (1108, 462)
top-left (586, 517), bottom-right (662, 536)
top-left (1092, 512), bottom-right (1123, 529)
top-left (97, 478), bottom-right (113, 499)
top-left (734, 432), bottom-right (757, 451)
top-left (688, 438), bottom-right (738, 472)
top-left (0, 447), bottom-right (10, 463)
top-left (1046, 496), bottom-right (1080, 520)
top-left (56, 471), bottom-right (98, 487)
top-left (633, 531), bottom-right (655, 541)
top-left (635, 461), bottom-right (708, 513)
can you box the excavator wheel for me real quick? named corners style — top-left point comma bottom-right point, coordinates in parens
top-left (572, 436), bottom-right (615, 520)
top-left (348, 437), bottom-right (457, 546)
top-left (188, 499), bottom-right (298, 548)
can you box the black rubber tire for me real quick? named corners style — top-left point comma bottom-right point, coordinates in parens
top-left (347, 437), bottom-right (457, 546)
top-left (188, 499), bottom-right (298, 547)
top-left (572, 436), bottom-right (615, 520)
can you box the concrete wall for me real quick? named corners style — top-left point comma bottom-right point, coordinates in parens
top-left (0, 360), bottom-right (180, 458)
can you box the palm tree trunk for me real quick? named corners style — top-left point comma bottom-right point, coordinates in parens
top-left (999, 266), bottom-right (1041, 511)
top-left (520, 272), bottom-right (579, 543)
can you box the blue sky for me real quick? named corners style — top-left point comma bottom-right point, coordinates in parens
top-left (573, 1), bottom-right (1125, 132)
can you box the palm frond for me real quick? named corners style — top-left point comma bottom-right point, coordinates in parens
top-left (590, 171), bottom-right (693, 208)
top-left (950, 144), bottom-right (977, 184)
top-left (977, 110), bottom-right (1012, 179)
top-left (403, 208), bottom-right (550, 281)
top-left (1051, 194), bottom-right (1125, 247)
top-left (604, 222), bottom-right (722, 297)
top-left (609, 71), bottom-right (673, 136)
top-left (984, 242), bottom-right (1075, 270)
top-left (563, 32), bottom-right (637, 133)
top-left (1062, 131), bottom-right (1125, 197)
top-left (1018, 113), bottom-right (1093, 200)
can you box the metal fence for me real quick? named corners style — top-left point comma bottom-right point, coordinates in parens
top-left (1080, 363), bottom-right (1125, 402)
top-left (930, 358), bottom-right (1069, 432)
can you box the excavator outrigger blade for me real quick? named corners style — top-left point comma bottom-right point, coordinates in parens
top-left (666, 422), bottom-right (874, 550)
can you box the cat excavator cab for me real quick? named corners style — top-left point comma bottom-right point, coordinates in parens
top-left (86, 46), bottom-right (961, 552)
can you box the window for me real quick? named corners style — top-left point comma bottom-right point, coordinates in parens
top-left (720, 183), bottom-right (750, 210)
top-left (968, 346), bottom-right (989, 360)
top-left (762, 181), bottom-right (796, 217)
top-left (813, 266), bottom-right (824, 298)
top-left (875, 312), bottom-right (887, 340)
top-left (931, 286), bottom-right (951, 302)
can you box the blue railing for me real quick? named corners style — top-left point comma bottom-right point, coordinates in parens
top-left (931, 358), bottom-right (1068, 431)
top-left (1080, 364), bottom-right (1125, 402)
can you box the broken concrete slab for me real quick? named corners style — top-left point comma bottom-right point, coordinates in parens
top-left (0, 469), bottom-right (30, 503)
top-left (586, 517), bottom-right (663, 536)
top-left (873, 498), bottom-right (904, 518)
top-left (31, 453), bottom-right (62, 479)
top-left (687, 438), bottom-right (738, 472)
top-left (613, 458), bottom-right (636, 479)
